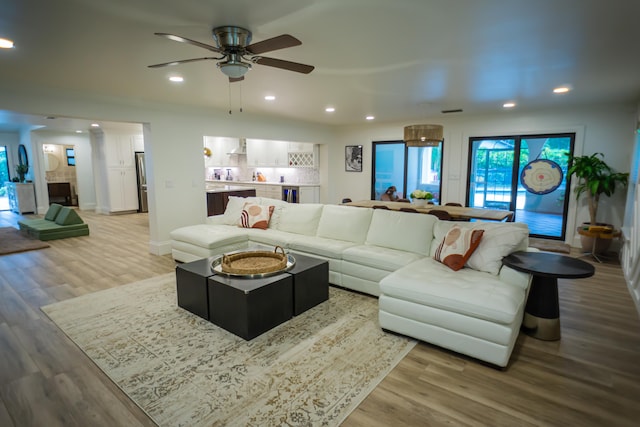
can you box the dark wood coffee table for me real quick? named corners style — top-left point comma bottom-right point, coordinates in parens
top-left (502, 251), bottom-right (595, 341)
top-left (175, 250), bottom-right (329, 340)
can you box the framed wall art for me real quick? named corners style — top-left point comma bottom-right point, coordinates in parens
top-left (345, 145), bottom-right (363, 172)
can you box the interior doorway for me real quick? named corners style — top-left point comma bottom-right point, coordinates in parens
top-left (43, 144), bottom-right (78, 206)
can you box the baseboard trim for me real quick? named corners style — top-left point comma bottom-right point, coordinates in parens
top-left (149, 239), bottom-right (172, 256)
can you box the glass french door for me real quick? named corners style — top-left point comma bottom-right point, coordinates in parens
top-left (372, 141), bottom-right (443, 204)
top-left (467, 134), bottom-right (574, 239)
top-left (0, 146), bottom-right (10, 211)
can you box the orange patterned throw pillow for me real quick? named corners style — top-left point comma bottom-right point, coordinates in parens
top-left (239, 203), bottom-right (274, 230)
top-left (434, 225), bottom-right (484, 271)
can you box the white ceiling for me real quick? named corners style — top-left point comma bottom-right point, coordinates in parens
top-left (1, 0), bottom-right (639, 132)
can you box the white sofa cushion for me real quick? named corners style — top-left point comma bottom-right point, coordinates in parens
top-left (245, 228), bottom-right (300, 247)
top-left (276, 203), bottom-right (324, 236)
top-left (169, 224), bottom-right (248, 249)
top-left (365, 209), bottom-right (436, 256)
top-left (316, 205), bottom-right (373, 243)
top-left (289, 235), bottom-right (358, 259)
top-left (342, 244), bottom-right (423, 272)
top-left (431, 221), bottom-right (529, 275)
top-left (380, 258), bottom-right (526, 324)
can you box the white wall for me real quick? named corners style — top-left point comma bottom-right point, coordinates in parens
top-left (331, 103), bottom-right (637, 247)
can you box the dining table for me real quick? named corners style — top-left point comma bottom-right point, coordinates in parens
top-left (344, 200), bottom-right (514, 222)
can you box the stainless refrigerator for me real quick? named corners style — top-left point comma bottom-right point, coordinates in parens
top-left (135, 152), bottom-right (148, 213)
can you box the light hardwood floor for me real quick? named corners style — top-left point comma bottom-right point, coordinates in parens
top-left (1, 210), bottom-right (639, 426)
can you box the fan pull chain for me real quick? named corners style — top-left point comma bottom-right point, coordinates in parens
top-left (227, 81), bottom-right (244, 114)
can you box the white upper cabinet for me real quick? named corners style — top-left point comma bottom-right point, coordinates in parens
top-left (204, 136), bottom-right (239, 167)
top-left (246, 139), bottom-right (288, 167)
top-left (105, 134), bottom-right (135, 168)
top-left (287, 142), bottom-right (314, 153)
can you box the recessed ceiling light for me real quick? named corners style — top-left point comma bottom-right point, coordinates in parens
top-left (503, 102), bottom-right (516, 108)
top-left (365, 115), bottom-right (375, 121)
top-left (169, 76), bottom-right (184, 82)
top-left (75, 130), bottom-right (82, 133)
top-left (553, 86), bottom-right (570, 94)
top-left (264, 95), bottom-right (276, 101)
top-left (90, 123), bottom-right (100, 127)
top-left (0, 38), bottom-right (14, 49)
top-left (325, 107), bottom-right (335, 113)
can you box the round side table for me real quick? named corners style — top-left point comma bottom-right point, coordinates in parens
top-left (502, 251), bottom-right (595, 341)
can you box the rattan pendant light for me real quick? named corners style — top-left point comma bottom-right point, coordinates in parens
top-left (404, 124), bottom-right (444, 147)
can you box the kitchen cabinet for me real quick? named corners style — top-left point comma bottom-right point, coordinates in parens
top-left (247, 139), bottom-right (288, 167)
top-left (287, 142), bottom-right (314, 153)
top-left (207, 187), bottom-right (256, 216)
top-left (105, 134), bottom-right (135, 168)
top-left (287, 142), bottom-right (318, 168)
top-left (107, 168), bottom-right (139, 212)
top-left (299, 186), bottom-right (320, 203)
top-left (256, 184), bottom-right (282, 200)
top-left (5, 182), bottom-right (36, 214)
top-left (204, 136), bottom-right (239, 167)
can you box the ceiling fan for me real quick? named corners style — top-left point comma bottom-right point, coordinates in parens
top-left (148, 26), bottom-right (314, 82)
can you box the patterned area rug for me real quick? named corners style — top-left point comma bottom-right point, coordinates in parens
top-left (42, 273), bottom-right (415, 426)
top-left (0, 226), bottom-right (50, 255)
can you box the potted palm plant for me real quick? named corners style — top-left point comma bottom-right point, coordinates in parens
top-left (566, 152), bottom-right (629, 252)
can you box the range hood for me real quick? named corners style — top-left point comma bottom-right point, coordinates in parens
top-left (227, 138), bottom-right (247, 155)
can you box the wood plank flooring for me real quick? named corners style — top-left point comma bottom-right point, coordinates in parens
top-left (1, 209), bottom-right (639, 426)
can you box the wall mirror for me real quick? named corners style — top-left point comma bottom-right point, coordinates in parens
top-left (18, 144), bottom-right (28, 166)
top-left (44, 153), bottom-right (60, 172)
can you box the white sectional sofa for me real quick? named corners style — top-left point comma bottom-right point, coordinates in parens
top-left (170, 196), bottom-right (533, 367)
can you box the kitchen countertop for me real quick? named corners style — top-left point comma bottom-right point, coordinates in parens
top-left (206, 180), bottom-right (320, 187)
top-left (206, 185), bottom-right (257, 193)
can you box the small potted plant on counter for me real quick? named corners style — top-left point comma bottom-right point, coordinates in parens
top-left (410, 189), bottom-right (433, 207)
top-left (15, 163), bottom-right (29, 183)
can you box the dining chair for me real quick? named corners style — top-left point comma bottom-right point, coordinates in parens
top-left (341, 198), bottom-right (352, 203)
top-left (399, 207), bottom-right (419, 213)
top-left (445, 202), bottom-right (463, 207)
top-left (373, 205), bottom-right (391, 210)
top-left (428, 209), bottom-right (452, 220)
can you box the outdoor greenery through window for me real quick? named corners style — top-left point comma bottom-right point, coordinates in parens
top-left (372, 141), bottom-right (442, 203)
top-left (468, 133), bottom-right (574, 239)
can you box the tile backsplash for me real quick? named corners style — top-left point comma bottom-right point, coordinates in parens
top-left (205, 154), bottom-right (319, 184)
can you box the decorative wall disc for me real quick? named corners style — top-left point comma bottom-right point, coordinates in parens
top-left (520, 159), bottom-right (563, 195)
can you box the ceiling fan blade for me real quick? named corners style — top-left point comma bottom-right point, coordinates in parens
top-left (246, 34), bottom-right (301, 55)
top-left (229, 76), bottom-right (244, 83)
top-left (148, 57), bottom-right (217, 68)
top-left (253, 57), bottom-right (314, 74)
top-left (154, 32), bottom-right (223, 53)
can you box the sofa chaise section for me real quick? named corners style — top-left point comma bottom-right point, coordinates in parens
top-left (378, 221), bottom-right (532, 367)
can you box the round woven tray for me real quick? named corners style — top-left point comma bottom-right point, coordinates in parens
top-left (221, 246), bottom-right (287, 275)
